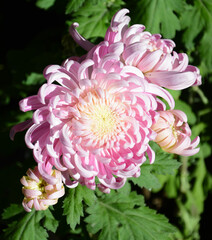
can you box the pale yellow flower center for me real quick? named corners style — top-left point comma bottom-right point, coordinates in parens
top-left (75, 89), bottom-right (126, 147)
top-left (25, 176), bottom-right (47, 195)
top-left (90, 105), bottom-right (117, 136)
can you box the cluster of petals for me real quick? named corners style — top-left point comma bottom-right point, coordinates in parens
top-left (151, 110), bottom-right (200, 156)
top-left (11, 41), bottom-right (175, 192)
top-left (20, 167), bottom-right (65, 212)
top-left (105, 9), bottom-right (201, 90)
top-left (71, 9), bottom-right (201, 91)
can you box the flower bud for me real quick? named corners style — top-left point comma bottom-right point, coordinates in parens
top-left (20, 167), bottom-right (65, 212)
top-left (151, 110), bottom-right (200, 156)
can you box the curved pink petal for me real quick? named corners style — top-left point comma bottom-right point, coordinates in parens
top-left (10, 119), bottom-right (33, 140)
top-left (145, 71), bottom-right (196, 90)
top-left (145, 83), bottom-right (175, 109)
top-left (137, 50), bottom-right (163, 72)
top-left (19, 96), bottom-right (44, 112)
top-left (105, 8), bottom-right (130, 44)
top-left (69, 22), bottom-right (95, 51)
top-left (99, 176), bottom-right (126, 189)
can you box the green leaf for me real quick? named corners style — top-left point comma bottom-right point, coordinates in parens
top-left (69, 0), bottom-right (125, 39)
top-left (191, 122), bottom-right (207, 139)
top-left (180, 3), bottom-right (205, 49)
top-left (131, 150), bottom-right (181, 190)
top-left (2, 204), bottom-right (24, 220)
top-left (66, 0), bottom-right (102, 13)
top-left (134, 0), bottom-right (184, 38)
top-left (196, 142), bottom-right (212, 159)
top-left (66, 0), bottom-right (86, 14)
top-left (23, 73), bottom-right (45, 86)
top-left (164, 174), bottom-right (179, 198)
top-left (43, 208), bottom-right (59, 233)
top-left (190, 158), bottom-right (207, 214)
top-left (181, 0), bottom-right (212, 71)
top-left (131, 164), bottom-right (161, 190)
top-left (105, 190), bottom-right (145, 211)
top-left (35, 0), bottom-right (56, 10)
top-left (175, 99), bottom-right (197, 125)
top-left (85, 192), bottom-right (176, 240)
top-left (199, 27), bottom-right (212, 71)
top-left (116, 180), bottom-right (131, 195)
top-left (151, 152), bottom-right (182, 176)
top-left (3, 206), bottom-right (58, 240)
top-left (63, 184), bottom-right (96, 230)
top-left (118, 207), bottom-right (176, 240)
top-left (167, 89), bottom-right (181, 100)
top-left (3, 210), bottom-right (48, 240)
top-left (177, 196), bottom-right (201, 238)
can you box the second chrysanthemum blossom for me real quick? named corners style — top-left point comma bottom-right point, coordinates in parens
top-left (151, 110), bottom-right (200, 156)
top-left (72, 8), bottom-right (201, 91)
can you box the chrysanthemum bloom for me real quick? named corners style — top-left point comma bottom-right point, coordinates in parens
top-left (151, 110), bottom-right (200, 156)
top-left (11, 43), bottom-right (174, 192)
top-left (20, 167), bottom-right (65, 212)
top-left (70, 9), bottom-right (201, 90)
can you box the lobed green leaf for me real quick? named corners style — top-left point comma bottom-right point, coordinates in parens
top-left (3, 210), bottom-right (48, 240)
top-left (133, 0), bottom-right (184, 38)
top-left (2, 206), bottom-right (58, 240)
top-left (63, 184), bottom-right (96, 230)
top-left (131, 148), bottom-right (181, 190)
top-left (2, 204), bottom-right (24, 220)
top-left (85, 191), bottom-right (176, 240)
top-left (66, 0), bottom-right (86, 14)
top-left (181, 0), bottom-right (212, 71)
top-left (43, 208), bottom-right (59, 233)
top-left (69, 0), bottom-right (125, 39)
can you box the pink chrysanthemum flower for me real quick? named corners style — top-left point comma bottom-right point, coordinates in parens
top-left (70, 9), bottom-right (201, 90)
top-left (151, 110), bottom-right (200, 156)
top-left (11, 43), bottom-right (174, 192)
top-left (20, 167), bottom-right (65, 212)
